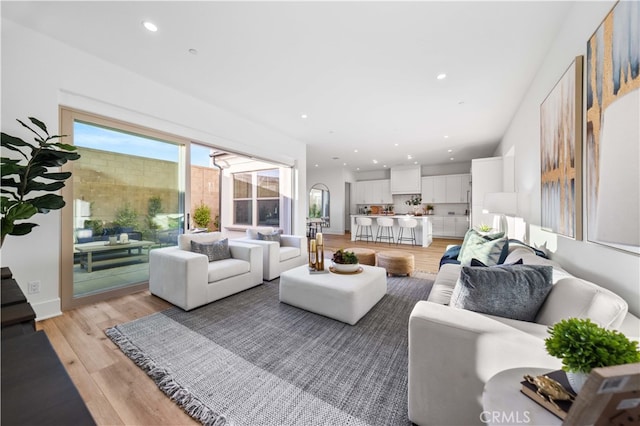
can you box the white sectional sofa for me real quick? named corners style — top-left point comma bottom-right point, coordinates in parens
top-left (408, 244), bottom-right (640, 426)
top-left (149, 232), bottom-right (263, 311)
top-left (239, 226), bottom-right (307, 281)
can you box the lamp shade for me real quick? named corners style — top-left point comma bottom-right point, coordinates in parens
top-left (483, 192), bottom-right (518, 216)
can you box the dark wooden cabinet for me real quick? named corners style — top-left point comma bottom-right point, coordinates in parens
top-left (1, 267), bottom-right (95, 425)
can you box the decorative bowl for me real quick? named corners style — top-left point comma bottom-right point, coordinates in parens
top-left (331, 262), bottom-right (360, 273)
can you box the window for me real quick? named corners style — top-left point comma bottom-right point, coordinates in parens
top-left (233, 169), bottom-right (280, 226)
top-left (233, 173), bottom-right (253, 225)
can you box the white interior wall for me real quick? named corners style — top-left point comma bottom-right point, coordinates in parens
top-left (495, 0), bottom-right (639, 315)
top-left (1, 19), bottom-right (307, 319)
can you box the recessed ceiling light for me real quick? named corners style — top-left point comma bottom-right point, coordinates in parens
top-left (383, 165), bottom-right (387, 168)
top-left (314, 164), bottom-right (319, 167)
top-left (142, 21), bottom-right (158, 32)
top-left (373, 159), bottom-right (378, 164)
top-left (450, 157), bottom-right (455, 161)
top-left (447, 149), bottom-right (453, 153)
top-left (414, 161), bottom-right (418, 165)
top-left (444, 135), bottom-right (449, 139)
top-left (437, 73), bottom-right (447, 80)
top-left (354, 149), bottom-right (358, 153)
top-left (343, 163), bottom-right (347, 166)
top-left (357, 167), bottom-right (360, 171)
top-left (394, 143), bottom-right (399, 147)
top-left (188, 48), bottom-right (198, 55)
top-left (407, 154), bottom-right (412, 160)
top-left (301, 114), bottom-right (308, 119)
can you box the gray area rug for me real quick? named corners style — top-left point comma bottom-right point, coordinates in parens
top-left (106, 271), bottom-right (435, 426)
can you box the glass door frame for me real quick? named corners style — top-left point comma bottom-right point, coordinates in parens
top-left (59, 107), bottom-right (191, 310)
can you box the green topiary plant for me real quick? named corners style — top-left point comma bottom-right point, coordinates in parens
top-left (114, 202), bottom-right (138, 229)
top-left (331, 249), bottom-right (359, 265)
top-left (193, 203), bottom-right (211, 229)
top-left (1, 118), bottom-right (81, 246)
top-left (545, 318), bottom-right (640, 374)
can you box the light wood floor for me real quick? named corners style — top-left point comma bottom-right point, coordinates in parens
top-left (37, 234), bottom-right (460, 425)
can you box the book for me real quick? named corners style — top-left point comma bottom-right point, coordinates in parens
top-left (520, 369), bottom-right (575, 420)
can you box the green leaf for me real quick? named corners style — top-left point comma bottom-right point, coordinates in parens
top-left (22, 180), bottom-right (66, 195)
top-left (28, 117), bottom-right (48, 135)
top-left (41, 171), bottom-right (72, 181)
top-left (1, 133), bottom-right (35, 155)
top-left (10, 222), bottom-right (39, 236)
top-left (17, 119), bottom-right (45, 141)
top-left (6, 202), bottom-right (37, 221)
top-left (51, 142), bottom-right (76, 151)
top-left (28, 193), bottom-right (66, 212)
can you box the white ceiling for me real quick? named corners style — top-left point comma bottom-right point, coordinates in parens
top-left (2, 1), bottom-right (574, 172)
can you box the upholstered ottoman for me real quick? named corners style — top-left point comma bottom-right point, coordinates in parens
top-left (377, 251), bottom-right (415, 276)
top-left (344, 247), bottom-right (376, 266)
top-left (279, 263), bottom-right (387, 325)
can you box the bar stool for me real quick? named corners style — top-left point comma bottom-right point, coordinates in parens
top-left (375, 217), bottom-right (395, 244)
top-left (355, 217), bottom-right (374, 242)
top-left (397, 217), bottom-right (418, 246)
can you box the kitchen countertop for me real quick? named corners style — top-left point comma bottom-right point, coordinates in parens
top-left (351, 214), bottom-right (469, 218)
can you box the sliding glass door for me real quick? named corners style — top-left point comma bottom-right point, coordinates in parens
top-left (60, 108), bottom-right (186, 309)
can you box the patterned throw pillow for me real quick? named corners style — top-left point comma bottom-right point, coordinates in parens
top-left (191, 238), bottom-right (231, 262)
top-left (258, 231), bottom-right (281, 245)
top-left (458, 229), bottom-right (507, 266)
top-left (450, 264), bottom-right (553, 322)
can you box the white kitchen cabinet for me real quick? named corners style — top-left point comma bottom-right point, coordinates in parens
top-left (354, 181), bottom-right (368, 204)
top-left (430, 216), bottom-right (444, 236)
top-left (421, 176), bottom-right (444, 203)
top-left (421, 177), bottom-right (433, 203)
top-left (378, 179), bottom-right (393, 204)
top-left (422, 174), bottom-right (470, 204)
top-left (355, 179), bottom-right (392, 205)
top-left (391, 166), bottom-right (421, 194)
top-left (443, 217), bottom-right (456, 236)
top-left (455, 216), bottom-right (470, 237)
top-left (445, 174), bottom-right (471, 203)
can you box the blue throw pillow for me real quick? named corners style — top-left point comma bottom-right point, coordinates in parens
top-left (450, 264), bottom-right (553, 322)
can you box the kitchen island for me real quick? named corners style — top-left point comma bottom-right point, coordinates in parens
top-left (350, 215), bottom-right (432, 247)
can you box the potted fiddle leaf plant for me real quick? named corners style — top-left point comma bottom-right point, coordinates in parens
top-left (545, 318), bottom-right (640, 393)
top-left (1, 117), bottom-right (80, 247)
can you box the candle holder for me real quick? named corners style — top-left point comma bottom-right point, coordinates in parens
top-left (309, 239), bottom-right (317, 269)
top-left (316, 242), bottom-right (324, 271)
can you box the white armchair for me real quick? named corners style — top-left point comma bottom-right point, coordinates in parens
top-left (149, 232), bottom-right (263, 311)
top-left (240, 227), bottom-right (307, 281)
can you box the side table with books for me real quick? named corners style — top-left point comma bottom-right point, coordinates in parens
top-left (482, 367), bottom-right (562, 426)
top-left (483, 364), bottom-right (640, 425)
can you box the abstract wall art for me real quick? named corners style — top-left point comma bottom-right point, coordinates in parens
top-left (540, 56), bottom-right (583, 240)
top-left (586, 0), bottom-right (640, 254)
